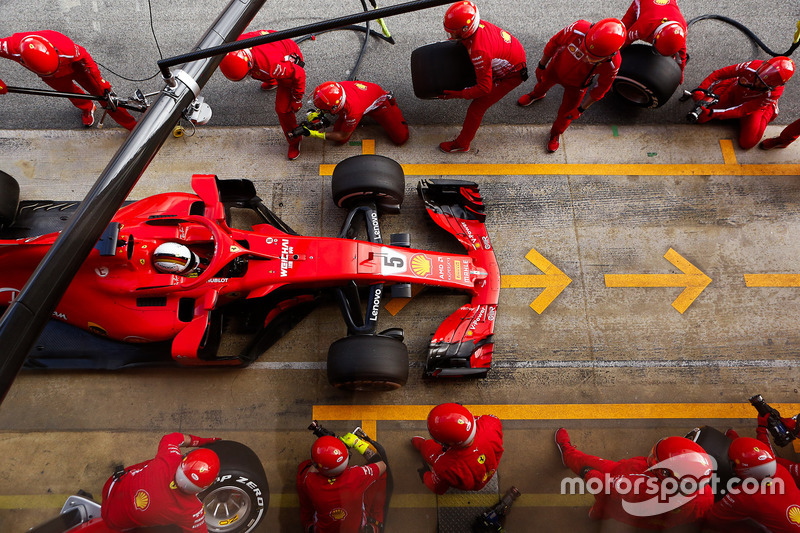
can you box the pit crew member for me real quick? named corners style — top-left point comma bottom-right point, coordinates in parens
top-left (517, 19), bottom-right (625, 153)
top-left (760, 116), bottom-right (800, 150)
top-left (437, 1), bottom-right (527, 153)
top-left (412, 403), bottom-right (504, 494)
top-left (0, 30), bottom-right (137, 130)
top-left (305, 80), bottom-right (409, 146)
top-left (555, 429), bottom-right (714, 529)
top-left (219, 29), bottom-right (306, 160)
top-left (297, 434), bottom-right (388, 532)
top-left (690, 56), bottom-right (795, 149)
top-left (101, 432), bottom-right (220, 532)
top-left (620, 0), bottom-right (687, 81)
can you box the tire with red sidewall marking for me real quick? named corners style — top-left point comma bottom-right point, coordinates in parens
top-left (613, 43), bottom-right (682, 108)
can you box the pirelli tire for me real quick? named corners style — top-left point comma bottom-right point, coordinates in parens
top-left (0, 170), bottom-right (20, 229)
top-left (410, 40), bottom-right (477, 99)
top-left (331, 154), bottom-right (405, 214)
top-left (613, 43), bottom-right (682, 108)
top-left (200, 440), bottom-right (269, 533)
top-left (328, 334), bottom-right (409, 391)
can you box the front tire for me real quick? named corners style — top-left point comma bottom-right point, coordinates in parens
top-left (328, 334), bottom-right (409, 391)
top-left (200, 441), bottom-right (269, 533)
top-left (0, 171), bottom-right (20, 228)
top-left (331, 154), bottom-right (405, 214)
top-left (613, 44), bottom-right (682, 108)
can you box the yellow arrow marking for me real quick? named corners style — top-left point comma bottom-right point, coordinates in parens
top-left (501, 248), bottom-right (572, 314)
top-left (604, 248), bottom-right (711, 314)
top-left (744, 274), bottom-right (800, 287)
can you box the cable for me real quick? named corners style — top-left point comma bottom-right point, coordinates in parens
top-left (687, 14), bottom-right (800, 57)
top-left (96, 0), bottom-right (163, 82)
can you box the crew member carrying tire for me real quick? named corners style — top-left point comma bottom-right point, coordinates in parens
top-left (620, 0), bottom-right (687, 82)
top-left (219, 29), bottom-right (306, 161)
top-left (101, 432), bottom-right (221, 533)
top-left (305, 80), bottom-right (409, 146)
top-left (555, 429), bottom-right (715, 529)
top-left (297, 432), bottom-right (388, 533)
top-left (412, 403), bottom-right (504, 494)
top-left (517, 18), bottom-right (625, 153)
top-left (437, 1), bottom-right (527, 154)
top-left (0, 31), bottom-right (137, 130)
top-left (689, 56), bottom-right (795, 149)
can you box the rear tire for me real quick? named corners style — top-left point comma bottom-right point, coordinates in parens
top-left (331, 155), bottom-right (405, 213)
top-left (0, 171), bottom-right (20, 228)
top-left (328, 334), bottom-right (409, 391)
top-left (200, 440), bottom-right (269, 533)
top-left (411, 40), bottom-right (477, 99)
top-left (613, 44), bottom-right (682, 108)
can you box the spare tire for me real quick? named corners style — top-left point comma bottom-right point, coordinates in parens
top-left (411, 40), bottom-right (477, 99)
top-left (0, 170), bottom-right (20, 229)
top-left (613, 44), bottom-right (682, 108)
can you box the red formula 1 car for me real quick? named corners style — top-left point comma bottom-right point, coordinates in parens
top-left (0, 155), bottom-right (499, 390)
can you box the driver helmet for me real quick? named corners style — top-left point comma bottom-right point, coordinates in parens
top-left (652, 20), bottom-right (685, 57)
top-left (443, 1), bottom-right (481, 40)
top-left (427, 403), bottom-right (476, 447)
top-left (583, 18), bottom-right (626, 61)
top-left (19, 35), bottom-right (59, 76)
top-left (313, 82), bottom-right (347, 113)
top-left (646, 436), bottom-right (714, 483)
top-left (311, 436), bottom-right (349, 477)
top-left (219, 49), bottom-right (253, 81)
top-left (729, 437), bottom-right (777, 481)
top-left (153, 242), bottom-right (201, 275)
top-left (175, 448), bottom-right (220, 494)
top-left (755, 56), bottom-right (795, 90)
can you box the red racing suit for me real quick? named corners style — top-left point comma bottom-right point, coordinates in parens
top-left (0, 30), bottom-right (137, 130)
top-left (755, 419), bottom-right (800, 487)
top-left (297, 460), bottom-right (387, 533)
top-left (238, 30), bottom-right (306, 147)
top-left (331, 80), bottom-right (408, 145)
top-left (100, 433), bottom-right (207, 533)
top-left (418, 414), bottom-right (504, 494)
top-left (768, 117), bottom-right (800, 149)
top-left (445, 21), bottom-right (527, 148)
top-left (562, 447), bottom-right (714, 529)
top-left (694, 60), bottom-right (785, 149)
top-left (530, 20), bottom-right (621, 138)
top-left (621, 0), bottom-right (687, 80)
top-left (705, 464), bottom-right (800, 532)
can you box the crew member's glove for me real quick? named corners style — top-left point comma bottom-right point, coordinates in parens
top-left (0, 79), bottom-right (7, 95)
top-left (566, 106), bottom-right (585, 121)
top-left (189, 435), bottom-right (221, 447)
top-left (757, 413), bottom-right (771, 429)
top-left (441, 89), bottom-right (461, 99)
top-left (306, 127), bottom-right (326, 140)
top-left (697, 107), bottom-right (713, 122)
top-left (340, 432), bottom-right (370, 455)
top-left (536, 62), bottom-right (546, 83)
top-left (290, 99), bottom-right (302, 113)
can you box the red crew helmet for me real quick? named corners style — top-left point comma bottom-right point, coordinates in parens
top-left (584, 18), bottom-right (626, 60)
top-left (443, 1), bottom-right (481, 40)
top-left (312, 436), bottom-right (349, 477)
top-left (653, 20), bottom-right (685, 57)
top-left (427, 403), bottom-right (476, 447)
top-left (729, 437), bottom-right (777, 480)
top-left (647, 436), bottom-right (714, 483)
top-left (219, 49), bottom-right (253, 81)
top-left (755, 56), bottom-right (795, 89)
top-left (20, 35), bottom-right (59, 76)
top-left (175, 448), bottom-right (220, 493)
top-left (313, 82), bottom-right (347, 113)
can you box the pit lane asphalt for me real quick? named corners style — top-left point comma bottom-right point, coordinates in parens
top-left (1, 122), bottom-right (800, 532)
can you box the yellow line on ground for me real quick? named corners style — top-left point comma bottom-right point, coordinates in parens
top-left (362, 139), bottom-right (375, 155)
top-left (745, 274), bottom-right (800, 287)
top-left (0, 494), bottom-right (72, 509)
top-left (720, 139), bottom-right (738, 165)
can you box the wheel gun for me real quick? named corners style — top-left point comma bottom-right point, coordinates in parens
top-left (289, 109), bottom-right (332, 139)
top-left (680, 88), bottom-right (719, 123)
top-left (750, 394), bottom-right (799, 447)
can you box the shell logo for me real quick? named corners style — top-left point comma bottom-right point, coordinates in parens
top-left (330, 508), bottom-right (348, 520)
top-left (654, 0), bottom-right (670, 4)
top-left (411, 254), bottom-right (432, 277)
top-left (355, 83), bottom-right (368, 91)
top-left (787, 505), bottom-right (800, 525)
top-left (501, 30), bottom-right (511, 44)
top-left (134, 489), bottom-right (151, 511)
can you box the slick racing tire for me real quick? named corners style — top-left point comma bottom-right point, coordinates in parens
top-left (331, 154), bottom-right (405, 214)
top-left (411, 40), bottom-right (477, 99)
top-left (613, 44), bottom-right (682, 108)
top-left (328, 334), bottom-right (409, 391)
top-left (200, 440), bottom-right (269, 533)
top-left (0, 170), bottom-right (20, 229)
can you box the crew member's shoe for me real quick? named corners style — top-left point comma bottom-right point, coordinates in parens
top-left (554, 428), bottom-right (572, 466)
top-left (517, 93), bottom-right (545, 107)
top-left (724, 428), bottom-right (740, 440)
top-left (547, 135), bottom-right (560, 153)
top-left (261, 80), bottom-right (278, 91)
top-left (288, 141), bottom-right (301, 161)
top-left (759, 137), bottom-right (788, 150)
top-left (439, 140), bottom-right (469, 153)
top-left (411, 436), bottom-right (425, 452)
top-left (82, 103), bottom-right (96, 127)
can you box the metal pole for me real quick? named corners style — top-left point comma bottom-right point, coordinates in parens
top-left (0, 0), bottom-right (267, 404)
